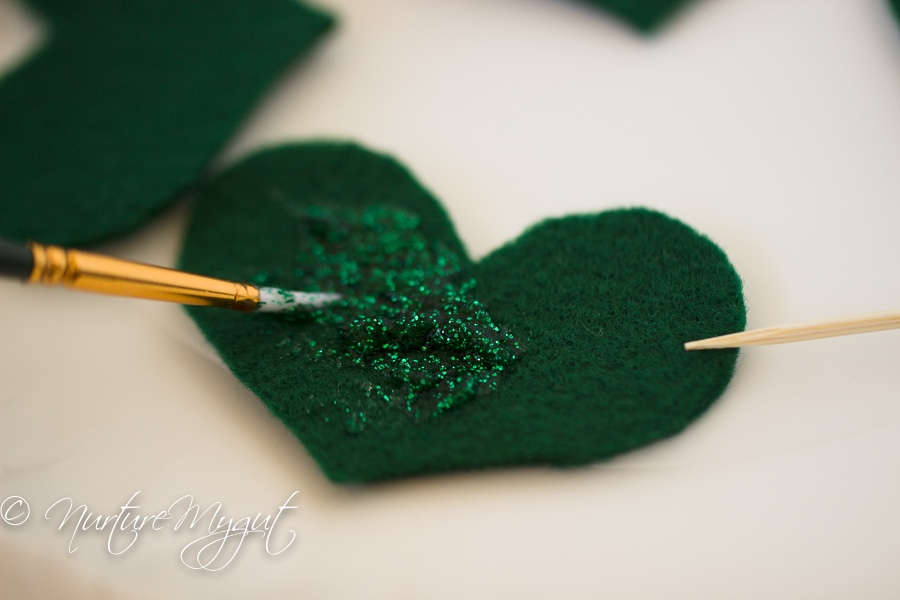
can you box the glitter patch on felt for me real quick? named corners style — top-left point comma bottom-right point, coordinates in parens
top-left (271, 204), bottom-right (522, 420)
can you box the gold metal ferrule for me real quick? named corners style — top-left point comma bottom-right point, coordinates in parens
top-left (27, 242), bottom-right (259, 311)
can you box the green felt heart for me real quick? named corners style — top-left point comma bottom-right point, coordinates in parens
top-left (583, 0), bottom-right (696, 32)
top-left (180, 143), bottom-right (746, 483)
top-left (0, 0), bottom-right (332, 246)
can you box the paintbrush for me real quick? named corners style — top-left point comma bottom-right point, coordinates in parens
top-left (685, 310), bottom-right (900, 350)
top-left (0, 239), bottom-right (339, 313)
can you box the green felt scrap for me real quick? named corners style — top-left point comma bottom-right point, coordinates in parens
top-left (0, 0), bottom-right (332, 246)
top-left (180, 143), bottom-right (746, 483)
top-left (581, 0), bottom-right (696, 32)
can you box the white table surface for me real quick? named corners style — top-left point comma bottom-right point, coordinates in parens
top-left (2, 0), bottom-right (900, 597)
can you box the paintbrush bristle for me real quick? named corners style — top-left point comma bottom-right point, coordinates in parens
top-left (256, 287), bottom-right (342, 313)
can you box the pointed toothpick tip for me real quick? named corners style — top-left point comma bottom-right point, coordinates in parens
top-left (684, 309), bottom-right (900, 351)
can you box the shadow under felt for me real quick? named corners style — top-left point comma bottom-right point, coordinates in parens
top-left (577, 0), bottom-right (698, 32)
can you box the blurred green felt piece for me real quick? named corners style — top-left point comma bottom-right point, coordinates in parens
top-left (581, 0), bottom-right (696, 32)
top-left (0, 0), bottom-right (332, 246)
top-left (180, 143), bottom-right (746, 483)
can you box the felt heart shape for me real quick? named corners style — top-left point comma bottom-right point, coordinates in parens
top-left (0, 0), bottom-right (331, 245)
top-left (180, 143), bottom-right (745, 483)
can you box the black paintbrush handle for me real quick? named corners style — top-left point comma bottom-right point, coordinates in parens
top-left (0, 239), bottom-right (35, 280)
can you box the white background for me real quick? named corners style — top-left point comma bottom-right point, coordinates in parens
top-left (2, 0), bottom-right (900, 597)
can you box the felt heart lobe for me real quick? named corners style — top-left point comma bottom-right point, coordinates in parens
top-left (470, 210), bottom-right (745, 442)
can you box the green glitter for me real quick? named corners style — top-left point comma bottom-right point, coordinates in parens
top-left (280, 205), bottom-right (522, 419)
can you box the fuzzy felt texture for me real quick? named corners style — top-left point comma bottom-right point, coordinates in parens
top-left (180, 143), bottom-right (746, 483)
top-left (581, 0), bottom-right (696, 32)
top-left (0, 0), bottom-right (332, 246)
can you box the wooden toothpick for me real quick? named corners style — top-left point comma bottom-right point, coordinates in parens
top-left (684, 309), bottom-right (900, 350)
